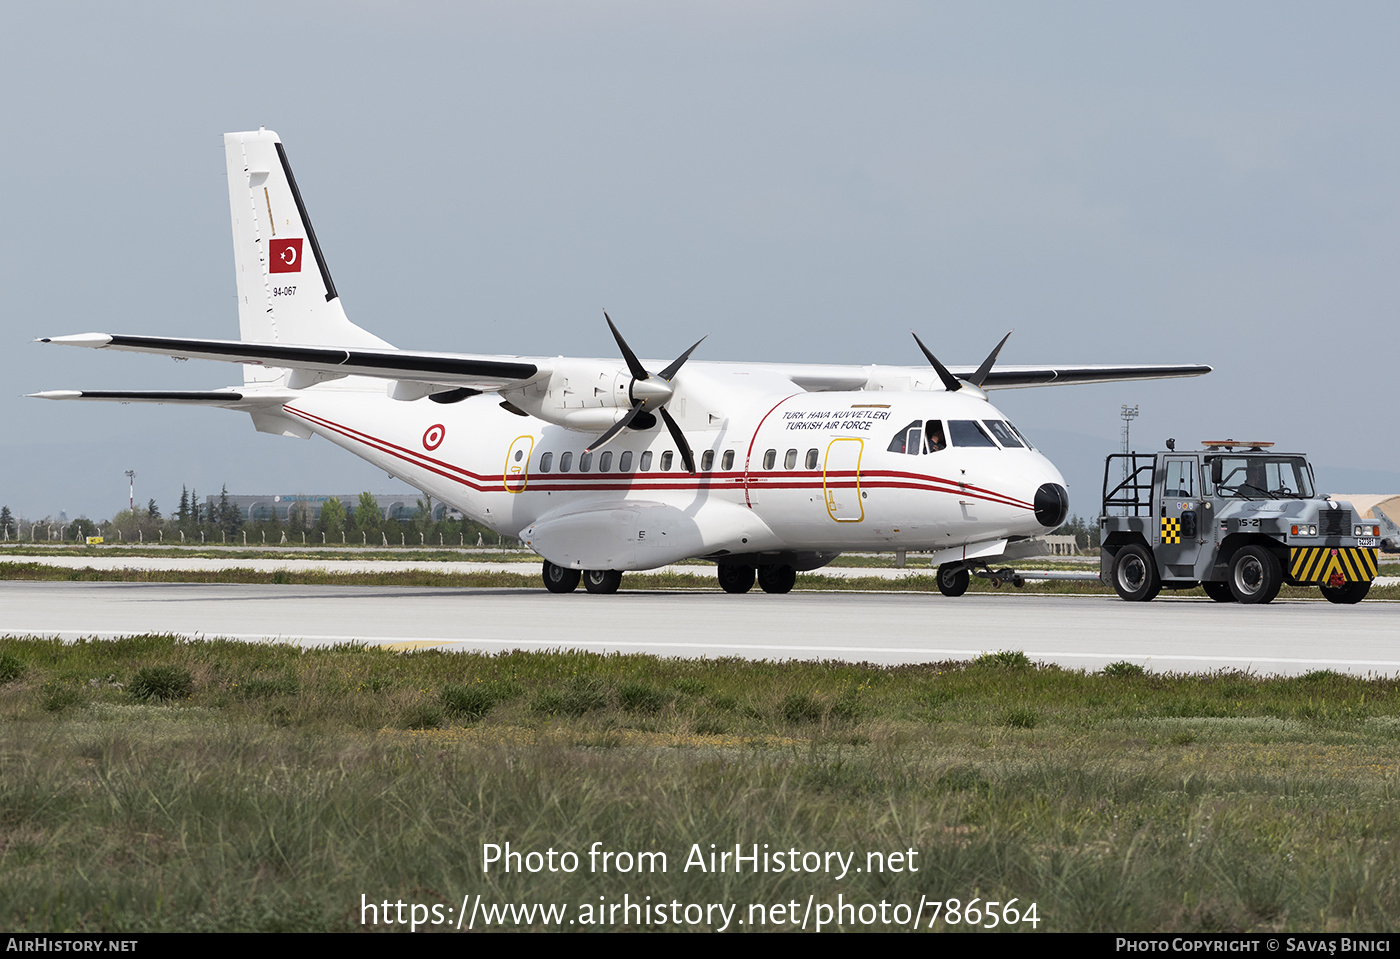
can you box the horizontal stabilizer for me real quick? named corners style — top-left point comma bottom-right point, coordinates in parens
top-left (28, 390), bottom-right (245, 405)
top-left (38, 333), bottom-right (540, 392)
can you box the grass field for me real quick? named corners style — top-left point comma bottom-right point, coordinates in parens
top-left (2, 635), bottom-right (1398, 932)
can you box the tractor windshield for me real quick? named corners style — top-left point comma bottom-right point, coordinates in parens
top-left (1207, 455), bottom-right (1315, 499)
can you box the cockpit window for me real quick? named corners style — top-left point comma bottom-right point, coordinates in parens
top-left (925, 420), bottom-right (946, 452)
top-left (887, 420), bottom-right (923, 455)
top-left (949, 420), bottom-right (998, 448)
top-left (1005, 421), bottom-right (1034, 450)
top-left (983, 421), bottom-right (1023, 448)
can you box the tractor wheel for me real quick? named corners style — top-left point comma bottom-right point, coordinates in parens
top-left (1202, 580), bottom-right (1235, 603)
top-left (1228, 546), bottom-right (1282, 604)
top-left (1112, 544), bottom-right (1161, 602)
top-left (1320, 581), bottom-right (1370, 604)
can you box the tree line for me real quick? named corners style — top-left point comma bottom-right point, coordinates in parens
top-left (0, 488), bottom-right (516, 547)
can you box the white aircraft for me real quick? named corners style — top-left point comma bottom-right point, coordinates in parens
top-left (33, 129), bottom-right (1210, 595)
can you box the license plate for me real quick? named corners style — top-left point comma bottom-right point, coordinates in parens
top-left (1357, 537), bottom-right (1377, 547)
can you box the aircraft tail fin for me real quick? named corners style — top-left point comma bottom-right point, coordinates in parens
top-left (224, 129), bottom-right (392, 383)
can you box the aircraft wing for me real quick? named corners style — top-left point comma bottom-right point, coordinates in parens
top-left (974, 363), bottom-right (1212, 388)
top-left (777, 361), bottom-right (1212, 391)
top-left (37, 332), bottom-right (1209, 396)
top-left (37, 333), bottom-right (540, 392)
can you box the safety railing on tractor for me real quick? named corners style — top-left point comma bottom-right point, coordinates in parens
top-left (1103, 453), bottom-right (1156, 517)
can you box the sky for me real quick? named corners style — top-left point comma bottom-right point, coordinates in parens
top-left (2, 1), bottom-right (1397, 522)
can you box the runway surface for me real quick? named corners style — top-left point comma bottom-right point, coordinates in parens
top-left (2, 580), bottom-right (1396, 676)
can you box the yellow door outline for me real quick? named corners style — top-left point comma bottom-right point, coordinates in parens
top-left (504, 435), bottom-right (534, 493)
top-left (823, 438), bottom-right (864, 522)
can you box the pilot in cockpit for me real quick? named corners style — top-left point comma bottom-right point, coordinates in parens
top-left (925, 419), bottom-right (946, 452)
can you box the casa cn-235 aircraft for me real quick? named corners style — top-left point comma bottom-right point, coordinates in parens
top-left (33, 129), bottom-right (1211, 596)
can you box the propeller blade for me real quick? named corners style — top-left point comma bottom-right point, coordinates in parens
top-left (604, 312), bottom-right (649, 382)
top-left (659, 407), bottom-right (697, 473)
top-left (969, 330), bottom-right (1013, 388)
top-left (911, 331), bottom-right (963, 392)
top-left (586, 402), bottom-right (644, 453)
top-left (657, 335), bottom-right (707, 381)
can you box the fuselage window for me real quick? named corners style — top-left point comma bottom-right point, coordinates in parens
top-left (887, 420), bottom-right (922, 454)
top-left (722, 450), bottom-right (735, 470)
top-left (784, 449), bottom-right (797, 469)
top-left (661, 451), bottom-right (674, 471)
top-left (763, 449), bottom-right (777, 469)
top-left (559, 451), bottom-right (573, 472)
top-left (983, 421), bottom-right (1023, 448)
top-left (540, 452), bottom-right (553, 473)
top-left (925, 420), bottom-right (946, 452)
top-left (580, 451), bottom-right (594, 472)
top-left (599, 450), bottom-right (613, 472)
top-left (640, 450), bottom-right (653, 471)
top-left (949, 420), bottom-right (998, 448)
top-left (806, 448), bottom-right (818, 469)
top-left (619, 450), bottom-right (633, 472)
top-left (701, 450), bottom-right (714, 471)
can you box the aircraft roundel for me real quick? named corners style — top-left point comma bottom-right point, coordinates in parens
top-left (269, 238), bottom-right (303, 274)
top-left (422, 423), bottom-right (446, 451)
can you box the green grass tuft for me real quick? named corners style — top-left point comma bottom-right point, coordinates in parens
top-left (974, 649), bottom-right (1032, 670)
top-left (1103, 661), bottom-right (1147, 678)
top-left (129, 664), bottom-right (193, 702)
top-left (440, 683), bottom-right (496, 720)
top-left (618, 681), bottom-right (670, 714)
top-left (780, 692), bottom-right (824, 723)
top-left (0, 651), bottom-right (24, 683)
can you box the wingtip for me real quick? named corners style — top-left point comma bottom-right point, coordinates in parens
top-left (39, 333), bottom-right (113, 348)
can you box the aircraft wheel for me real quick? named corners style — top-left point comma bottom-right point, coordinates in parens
top-left (936, 563), bottom-right (970, 597)
top-left (542, 562), bottom-right (580, 593)
top-left (583, 569), bottom-right (623, 594)
top-left (717, 564), bottom-right (756, 594)
top-left (1320, 581), bottom-right (1370, 604)
top-left (1202, 580), bottom-right (1235, 603)
top-left (757, 564), bottom-right (796, 594)
top-left (1112, 544), bottom-right (1161, 602)
top-left (1228, 546), bottom-right (1282, 604)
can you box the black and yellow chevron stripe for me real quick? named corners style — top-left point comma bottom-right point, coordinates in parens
top-left (1160, 517), bottom-right (1181, 545)
top-left (1289, 547), bottom-right (1379, 583)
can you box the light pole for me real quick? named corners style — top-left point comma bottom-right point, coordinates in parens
top-left (1120, 405), bottom-right (1140, 498)
top-left (125, 470), bottom-right (136, 511)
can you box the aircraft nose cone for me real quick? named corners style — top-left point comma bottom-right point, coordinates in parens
top-left (1034, 483), bottom-right (1069, 528)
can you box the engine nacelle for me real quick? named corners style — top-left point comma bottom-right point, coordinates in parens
top-left (499, 358), bottom-right (633, 431)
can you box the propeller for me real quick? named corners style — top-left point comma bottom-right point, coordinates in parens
top-left (586, 312), bottom-right (705, 473)
top-left (911, 330), bottom-right (1013, 392)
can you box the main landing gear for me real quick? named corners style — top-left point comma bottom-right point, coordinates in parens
top-left (541, 561), bottom-right (621, 594)
top-left (716, 563), bottom-right (795, 594)
top-left (543, 561), bottom-right (799, 595)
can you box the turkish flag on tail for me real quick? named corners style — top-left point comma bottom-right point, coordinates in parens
top-left (270, 238), bottom-right (303, 273)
